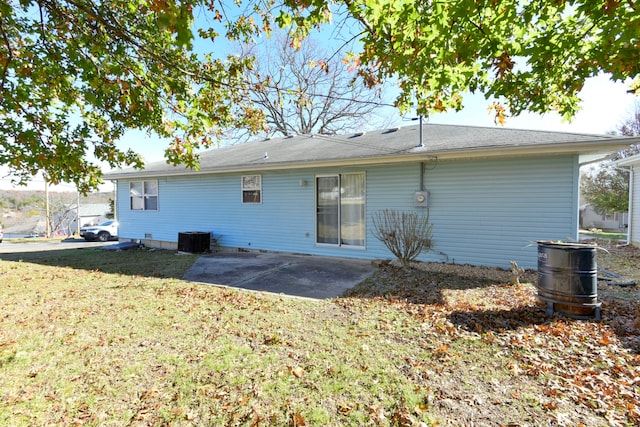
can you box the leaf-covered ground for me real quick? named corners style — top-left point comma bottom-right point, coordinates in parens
top-left (1, 245), bottom-right (639, 426)
top-left (596, 243), bottom-right (640, 302)
top-left (344, 249), bottom-right (640, 426)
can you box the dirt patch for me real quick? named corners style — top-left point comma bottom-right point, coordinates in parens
top-left (594, 242), bottom-right (640, 302)
top-left (349, 242), bottom-right (640, 304)
top-left (345, 260), bottom-right (537, 303)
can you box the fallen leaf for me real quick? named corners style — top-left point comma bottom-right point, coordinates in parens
top-left (338, 402), bottom-right (353, 415)
top-left (368, 404), bottom-right (386, 424)
top-left (290, 366), bottom-right (305, 378)
top-left (292, 412), bottom-right (306, 426)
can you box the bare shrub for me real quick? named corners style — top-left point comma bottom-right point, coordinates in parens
top-left (372, 209), bottom-right (433, 267)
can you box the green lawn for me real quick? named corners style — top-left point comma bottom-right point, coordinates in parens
top-left (580, 230), bottom-right (627, 241)
top-left (1, 248), bottom-right (638, 426)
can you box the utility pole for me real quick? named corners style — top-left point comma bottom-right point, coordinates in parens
top-left (76, 188), bottom-right (81, 237)
top-left (44, 176), bottom-right (51, 238)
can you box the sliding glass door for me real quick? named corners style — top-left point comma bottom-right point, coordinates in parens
top-left (316, 173), bottom-right (365, 247)
top-left (316, 176), bottom-right (339, 244)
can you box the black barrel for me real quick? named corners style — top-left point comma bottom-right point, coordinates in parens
top-left (537, 241), bottom-right (600, 319)
top-left (178, 232), bottom-right (211, 253)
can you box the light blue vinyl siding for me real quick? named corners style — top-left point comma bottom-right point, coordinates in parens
top-left (116, 154), bottom-right (579, 269)
top-left (117, 170), bottom-right (317, 252)
top-left (364, 155), bottom-right (578, 269)
top-left (415, 155), bottom-right (579, 268)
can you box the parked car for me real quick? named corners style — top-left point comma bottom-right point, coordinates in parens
top-left (0, 225), bottom-right (3, 243)
top-left (80, 220), bottom-right (118, 242)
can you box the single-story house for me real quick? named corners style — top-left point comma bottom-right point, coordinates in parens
top-left (60, 203), bottom-right (111, 234)
top-left (616, 153), bottom-right (640, 246)
top-left (104, 124), bottom-right (637, 269)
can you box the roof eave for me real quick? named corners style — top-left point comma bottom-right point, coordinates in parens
top-left (104, 139), bottom-right (633, 181)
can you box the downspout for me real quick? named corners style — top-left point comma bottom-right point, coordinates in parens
top-left (574, 157), bottom-right (581, 241)
top-left (614, 164), bottom-right (633, 245)
top-left (626, 166), bottom-right (634, 245)
top-left (112, 180), bottom-right (118, 222)
top-left (419, 115), bottom-right (425, 191)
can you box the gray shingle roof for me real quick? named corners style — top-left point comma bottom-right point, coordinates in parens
top-left (78, 203), bottom-right (110, 217)
top-left (105, 123), bottom-right (636, 179)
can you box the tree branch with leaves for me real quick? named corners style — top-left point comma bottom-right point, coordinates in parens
top-left (0, 0), bottom-right (262, 192)
top-left (582, 164), bottom-right (629, 216)
top-left (285, 0), bottom-right (639, 123)
top-left (1, 0), bottom-right (638, 192)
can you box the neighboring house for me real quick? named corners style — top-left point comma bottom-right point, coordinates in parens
top-left (63, 203), bottom-right (111, 236)
top-left (616, 153), bottom-right (640, 246)
top-left (580, 204), bottom-right (628, 232)
top-left (104, 124), bottom-right (637, 269)
top-left (77, 203), bottom-right (111, 227)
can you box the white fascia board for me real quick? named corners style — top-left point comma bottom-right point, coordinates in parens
top-left (616, 153), bottom-right (640, 167)
top-left (579, 154), bottom-right (613, 166)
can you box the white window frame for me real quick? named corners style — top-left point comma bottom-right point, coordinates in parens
top-left (242, 175), bottom-right (262, 204)
top-left (130, 180), bottom-right (159, 211)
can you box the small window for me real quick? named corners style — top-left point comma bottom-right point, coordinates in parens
top-left (242, 175), bottom-right (261, 203)
top-left (130, 180), bottom-right (158, 210)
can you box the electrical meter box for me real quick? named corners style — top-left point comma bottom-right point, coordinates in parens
top-left (415, 191), bottom-right (429, 208)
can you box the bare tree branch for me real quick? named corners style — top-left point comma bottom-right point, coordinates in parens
top-left (231, 32), bottom-right (394, 142)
